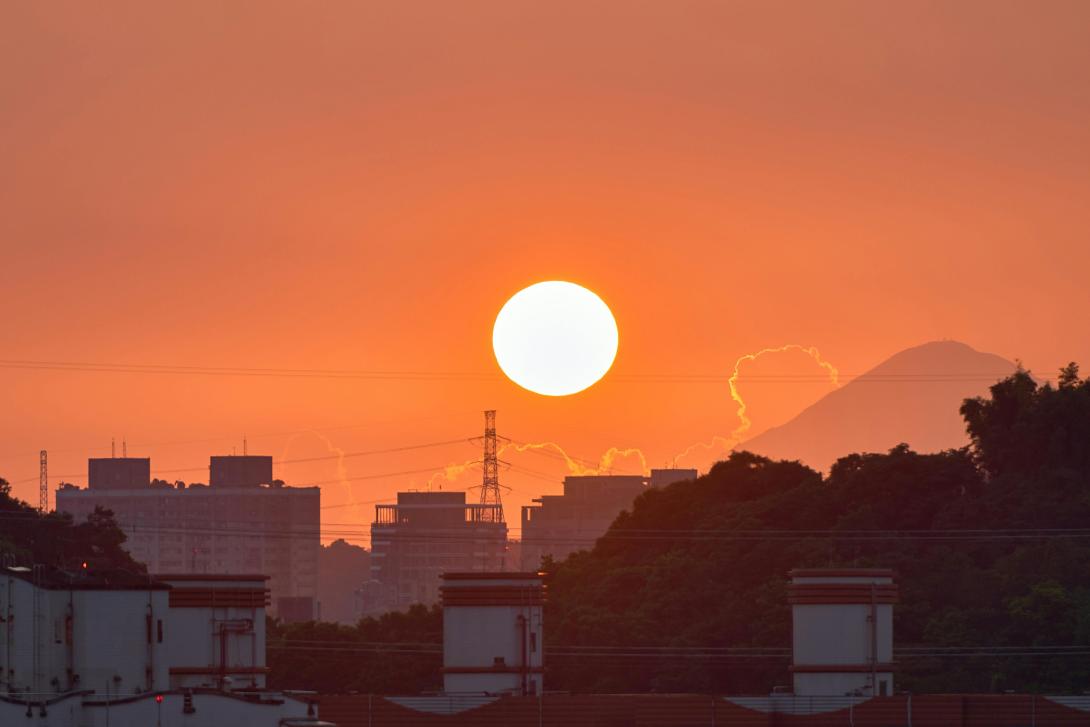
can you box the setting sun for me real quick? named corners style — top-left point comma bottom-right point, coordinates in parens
top-left (492, 281), bottom-right (619, 396)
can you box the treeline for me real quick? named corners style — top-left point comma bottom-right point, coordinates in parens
top-left (547, 364), bottom-right (1090, 694)
top-left (0, 479), bottom-right (141, 571)
top-left (276, 364), bottom-right (1090, 694)
top-left (268, 605), bottom-right (442, 693)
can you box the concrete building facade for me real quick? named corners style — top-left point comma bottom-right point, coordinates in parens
top-left (154, 574), bottom-right (269, 690)
top-left (441, 572), bottom-right (544, 696)
top-left (789, 568), bottom-right (897, 696)
top-left (368, 492), bottom-right (508, 611)
top-left (56, 456), bottom-right (320, 620)
top-left (0, 565), bottom-right (171, 697)
top-left (520, 469), bottom-right (696, 570)
top-left (0, 565), bottom-right (322, 725)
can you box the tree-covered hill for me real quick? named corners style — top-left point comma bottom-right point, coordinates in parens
top-left (266, 364), bottom-right (1090, 695)
top-left (268, 604), bottom-right (442, 693)
top-left (547, 365), bottom-right (1090, 694)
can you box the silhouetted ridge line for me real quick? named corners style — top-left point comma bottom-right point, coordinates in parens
top-left (743, 340), bottom-right (1016, 470)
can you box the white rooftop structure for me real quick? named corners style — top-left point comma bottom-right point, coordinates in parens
top-left (0, 565), bottom-right (327, 726)
top-left (789, 568), bottom-right (897, 696)
top-left (441, 572), bottom-right (545, 696)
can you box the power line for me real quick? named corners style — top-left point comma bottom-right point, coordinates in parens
top-left (0, 410), bottom-right (481, 465)
top-left (279, 438), bottom-right (474, 466)
top-left (144, 439), bottom-right (476, 476)
top-left (9, 511), bottom-right (1089, 543)
top-left (28, 516), bottom-right (1090, 543)
top-left (508, 465), bottom-right (563, 484)
top-left (6, 435), bottom-right (643, 493)
top-left (0, 358), bottom-right (1017, 385)
top-left (0, 359), bottom-right (498, 381)
top-left (5, 439), bottom-right (477, 484)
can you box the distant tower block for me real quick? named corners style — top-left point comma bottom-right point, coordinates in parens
top-left (478, 410), bottom-right (504, 523)
top-left (789, 568), bottom-right (898, 696)
top-left (88, 457), bottom-right (152, 490)
top-left (210, 455), bottom-right (273, 488)
top-left (441, 572), bottom-right (544, 696)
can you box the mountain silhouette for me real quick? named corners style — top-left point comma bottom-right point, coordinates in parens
top-left (742, 341), bottom-right (1016, 471)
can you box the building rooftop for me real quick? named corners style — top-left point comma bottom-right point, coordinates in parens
top-left (57, 482), bottom-right (318, 495)
top-left (153, 573), bottom-right (270, 582)
top-left (210, 455), bottom-right (274, 488)
top-left (788, 568), bottom-right (897, 578)
top-left (441, 571), bottom-right (544, 580)
top-left (3, 564), bottom-right (170, 591)
top-left (397, 491), bottom-right (467, 505)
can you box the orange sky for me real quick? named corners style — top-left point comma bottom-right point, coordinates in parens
top-left (2, 2), bottom-right (1089, 544)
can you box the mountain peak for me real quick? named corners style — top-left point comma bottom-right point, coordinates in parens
top-left (867, 340), bottom-right (1010, 374)
top-left (742, 341), bottom-right (1015, 471)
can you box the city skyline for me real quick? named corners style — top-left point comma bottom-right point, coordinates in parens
top-left (2, 1), bottom-right (1090, 715)
top-left (4, 2), bottom-right (1090, 539)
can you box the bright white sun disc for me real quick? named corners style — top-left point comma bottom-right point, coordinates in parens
top-left (492, 281), bottom-right (618, 396)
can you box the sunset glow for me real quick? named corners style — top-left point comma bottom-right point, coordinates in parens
top-left (1, 1), bottom-right (1088, 546)
top-left (3, 2), bottom-right (1090, 707)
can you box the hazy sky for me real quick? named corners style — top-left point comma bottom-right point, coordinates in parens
top-left (3, 2), bottom-right (1089, 542)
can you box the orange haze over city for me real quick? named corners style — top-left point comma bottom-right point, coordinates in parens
top-left (3, 2), bottom-right (1090, 544)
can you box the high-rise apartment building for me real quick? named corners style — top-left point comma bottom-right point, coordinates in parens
top-left (368, 491), bottom-right (507, 610)
top-left (55, 455), bottom-right (320, 621)
top-left (520, 469), bottom-right (697, 570)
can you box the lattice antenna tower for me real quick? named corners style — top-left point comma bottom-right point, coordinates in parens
top-left (39, 450), bottom-right (47, 513)
top-left (479, 410), bottom-right (504, 522)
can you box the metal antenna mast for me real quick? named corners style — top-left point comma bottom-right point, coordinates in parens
top-left (39, 450), bottom-right (48, 513)
top-left (479, 410), bottom-right (504, 522)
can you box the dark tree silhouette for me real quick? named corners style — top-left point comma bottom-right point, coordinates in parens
top-left (0, 478), bottom-right (143, 571)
